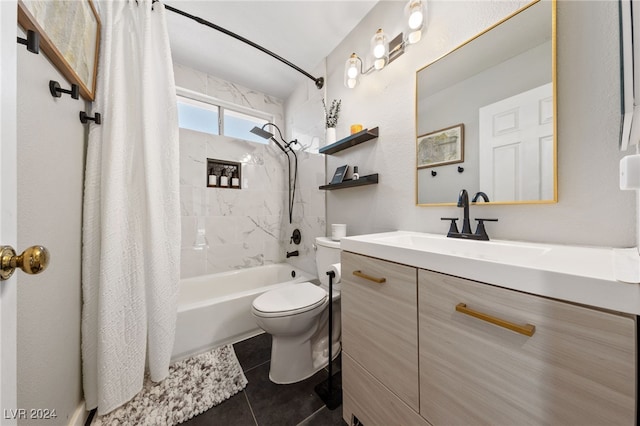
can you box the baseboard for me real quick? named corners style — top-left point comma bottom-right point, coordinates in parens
top-left (68, 401), bottom-right (89, 426)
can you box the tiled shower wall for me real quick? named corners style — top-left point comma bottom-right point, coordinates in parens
top-left (175, 63), bottom-right (326, 278)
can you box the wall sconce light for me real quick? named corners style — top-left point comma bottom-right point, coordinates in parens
top-left (344, 0), bottom-right (427, 89)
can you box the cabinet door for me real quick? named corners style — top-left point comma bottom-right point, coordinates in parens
top-left (342, 353), bottom-right (431, 426)
top-left (342, 251), bottom-right (419, 410)
top-left (419, 269), bottom-right (636, 426)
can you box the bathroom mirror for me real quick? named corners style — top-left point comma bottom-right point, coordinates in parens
top-left (416, 0), bottom-right (556, 205)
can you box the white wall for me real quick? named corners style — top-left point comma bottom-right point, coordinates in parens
top-left (16, 29), bottom-right (85, 425)
top-left (175, 63), bottom-right (326, 277)
top-left (309, 0), bottom-right (635, 248)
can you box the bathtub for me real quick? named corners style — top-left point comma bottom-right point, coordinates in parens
top-left (171, 263), bottom-right (315, 362)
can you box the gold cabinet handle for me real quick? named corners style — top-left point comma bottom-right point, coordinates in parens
top-left (455, 303), bottom-right (535, 337)
top-left (0, 245), bottom-right (50, 280)
top-left (352, 270), bottom-right (386, 283)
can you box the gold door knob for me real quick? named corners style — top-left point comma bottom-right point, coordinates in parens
top-left (0, 245), bottom-right (50, 280)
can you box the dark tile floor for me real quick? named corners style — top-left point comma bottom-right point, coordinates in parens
top-left (182, 333), bottom-right (347, 426)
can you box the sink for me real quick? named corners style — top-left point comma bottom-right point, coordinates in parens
top-left (357, 231), bottom-right (551, 264)
top-left (339, 231), bottom-right (640, 317)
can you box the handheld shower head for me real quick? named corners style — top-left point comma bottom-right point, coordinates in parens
top-left (250, 125), bottom-right (288, 153)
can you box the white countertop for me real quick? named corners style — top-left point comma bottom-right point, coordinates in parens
top-left (340, 231), bottom-right (640, 316)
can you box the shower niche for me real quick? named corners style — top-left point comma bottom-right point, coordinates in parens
top-left (206, 158), bottom-right (241, 189)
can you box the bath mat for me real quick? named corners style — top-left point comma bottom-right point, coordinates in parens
top-left (93, 345), bottom-right (248, 426)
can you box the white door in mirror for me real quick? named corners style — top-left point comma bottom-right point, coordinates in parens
top-left (479, 83), bottom-right (553, 202)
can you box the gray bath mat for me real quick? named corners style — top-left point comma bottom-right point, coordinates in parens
top-left (93, 345), bottom-right (248, 425)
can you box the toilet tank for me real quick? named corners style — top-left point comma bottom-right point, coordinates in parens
top-left (315, 237), bottom-right (341, 287)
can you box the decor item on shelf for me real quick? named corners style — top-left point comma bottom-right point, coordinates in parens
top-left (344, 0), bottom-right (426, 89)
top-left (323, 99), bottom-right (341, 145)
top-left (220, 169), bottom-right (229, 187)
top-left (350, 124), bottom-right (363, 134)
top-left (352, 166), bottom-right (360, 180)
top-left (231, 171), bottom-right (240, 188)
top-left (208, 169), bottom-right (217, 187)
top-left (417, 123), bottom-right (464, 169)
top-left (330, 165), bottom-right (349, 185)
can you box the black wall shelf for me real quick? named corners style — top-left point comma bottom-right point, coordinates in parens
top-left (319, 174), bottom-right (378, 190)
top-left (319, 127), bottom-right (379, 155)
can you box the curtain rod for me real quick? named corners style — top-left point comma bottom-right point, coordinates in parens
top-left (158, 2), bottom-right (325, 90)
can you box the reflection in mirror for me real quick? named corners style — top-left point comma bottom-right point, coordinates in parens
top-left (416, 0), bottom-right (556, 205)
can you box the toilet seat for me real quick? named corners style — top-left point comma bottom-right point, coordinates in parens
top-left (252, 282), bottom-right (328, 318)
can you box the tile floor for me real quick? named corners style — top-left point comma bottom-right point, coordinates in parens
top-left (182, 333), bottom-right (347, 426)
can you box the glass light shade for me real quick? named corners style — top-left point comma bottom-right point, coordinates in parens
top-left (408, 30), bottom-right (422, 44)
top-left (344, 53), bottom-right (362, 89)
top-left (406, 0), bottom-right (424, 29)
top-left (371, 28), bottom-right (388, 59)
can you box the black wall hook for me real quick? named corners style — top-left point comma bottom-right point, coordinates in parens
top-left (457, 166), bottom-right (464, 173)
top-left (17, 30), bottom-right (39, 54)
top-left (50, 80), bottom-right (79, 100)
top-left (79, 111), bottom-right (101, 125)
top-left (431, 170), bottom-right (437, 177)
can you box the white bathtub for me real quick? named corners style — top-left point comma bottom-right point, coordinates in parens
top-left (171, 263), bottom-right (315, 362)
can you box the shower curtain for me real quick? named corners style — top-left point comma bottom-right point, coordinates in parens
top-left (82, 0), bottom-right (180, 415)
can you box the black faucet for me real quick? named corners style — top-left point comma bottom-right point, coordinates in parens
top-left (441, 189), bottom-right (498, 240)
top-left (472, 191), bottom-right (490, 203)
top-left (286, 250), bottom-right (299, 258)
top-left (457, 189), bottom-right (472, 234)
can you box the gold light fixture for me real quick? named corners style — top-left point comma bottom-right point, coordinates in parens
top-left (344, 0), bottom-right (427, 89)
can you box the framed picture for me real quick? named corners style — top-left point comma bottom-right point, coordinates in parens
top-left (18, 0), bottom-right (101, 101)
top-left (330, 165), bottom-right (349, 185)
top-left (417, 124), bottom-right (465, 169)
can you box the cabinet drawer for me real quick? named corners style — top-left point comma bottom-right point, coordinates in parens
top-left (343, 353), bottom-right (431, 426)
top-left (341, 251), bottom-right (419, 411)
top-left (418, 269), bottom-right (636, 425)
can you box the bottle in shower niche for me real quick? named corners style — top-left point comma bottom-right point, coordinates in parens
top-left (220, 169), bottom-right (229, 187)
top-left (208, 168), bottom-right (217, 187)
top-left (352, 166), bottom-right (360, 180)
top-left (231, 171), bottom-right (240, 188)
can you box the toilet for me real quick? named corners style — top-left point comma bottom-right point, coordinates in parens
top-left (251, 237), bottom-right (342, 384)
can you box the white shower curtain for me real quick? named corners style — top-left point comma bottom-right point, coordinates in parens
top-left (82, 0), bottom-right (180, 415)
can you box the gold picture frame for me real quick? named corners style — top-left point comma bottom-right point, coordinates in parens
top-left (18, 0), bottom-right (101, 101)
top-left (417, 123), bottom-right (464, 169)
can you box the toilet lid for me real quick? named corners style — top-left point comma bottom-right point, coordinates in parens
top-left (252, 282), bottom-right (327, 315)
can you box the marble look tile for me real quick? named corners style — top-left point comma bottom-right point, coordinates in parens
top-left (173, 63), bottom-right (207, 94)
top-left (179, 130), bottom-right (207, 187)
top-left (181, 216), bottom-right (197, 249)
top-left (204, 215), bottom-right (237, 245)
top-left (180, 247), bottom-right (206, 278)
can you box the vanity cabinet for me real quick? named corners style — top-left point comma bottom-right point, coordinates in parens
top-left (418, 269), bottom-right (637, 425)
top-left (341, 252), bottom-right (424, 424)
top-left (340, 251), bottom-right (637, 426)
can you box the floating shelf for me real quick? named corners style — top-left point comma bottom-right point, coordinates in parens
top-left (319, 173), bottom-right (379, 190)
top-left (319, 127), bottom-right (379, 155)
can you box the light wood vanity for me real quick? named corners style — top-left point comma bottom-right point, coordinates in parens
top-left (341, 250), bottom-right (637, 426)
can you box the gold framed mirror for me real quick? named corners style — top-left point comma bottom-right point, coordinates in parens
top-left (415, 0), bottom-right (556, 206)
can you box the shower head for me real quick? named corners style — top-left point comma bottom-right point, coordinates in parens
top-left (250, 126), bottom-right (274, 140)
top-left (250, 125), bottom-right (288, 153)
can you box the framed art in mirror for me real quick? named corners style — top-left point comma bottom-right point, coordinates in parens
top-left (18, 0), bottom-right (101, 101)
top-left (417, 124), bottom-right (464, 169)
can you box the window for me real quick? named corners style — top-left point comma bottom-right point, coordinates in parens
top-left (177, 92), bottom-right (270, 144)
top-left (177, 97), bottom-right (219, 135)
